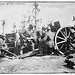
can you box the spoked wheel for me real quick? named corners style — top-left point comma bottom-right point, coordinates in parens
top-left (55, 26), bottom-right (75, 55)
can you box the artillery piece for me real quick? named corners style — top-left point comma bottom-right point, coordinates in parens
top-left (19, 25), bottom-right (75, 56)
top-left (0, 25), bottom-right (75, 59)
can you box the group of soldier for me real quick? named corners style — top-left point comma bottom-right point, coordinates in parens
top-left (19, 25), bottom-right (56, 55)
top-left (0, 25), bottom-right (59, 57)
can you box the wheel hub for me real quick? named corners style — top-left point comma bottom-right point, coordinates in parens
top-left (66, 37), bottom-right (71, 44)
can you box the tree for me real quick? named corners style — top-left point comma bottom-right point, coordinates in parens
top-left (1, 19), bottom-right (6, 34)
top-left (12, 23), bottom-right (16, 33)
top-left (32, 2), bottom-right (41, 29)
top-left (20, 2), bottom-right (41, 33)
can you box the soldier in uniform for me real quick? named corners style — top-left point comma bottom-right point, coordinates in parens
top-left (38, 26), bottom-right (55, 55)
top-left (0, 35), bottom-right (9, 56)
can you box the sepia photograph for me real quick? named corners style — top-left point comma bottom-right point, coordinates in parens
top-left (0, 1), bottom-right (75, 74)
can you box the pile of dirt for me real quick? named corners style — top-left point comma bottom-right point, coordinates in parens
top-left (0, 55), bottom-right (75, 74)
top-left (0, 58), bottom-right (23, 73)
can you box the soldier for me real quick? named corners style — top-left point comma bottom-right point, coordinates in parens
top-left (42, 27), bottom-right (55, 55)
top-left (0, 35), bottom-right (9, 56)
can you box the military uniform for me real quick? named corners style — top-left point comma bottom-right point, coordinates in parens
top-left (0, 36), bottom-right (8, 55)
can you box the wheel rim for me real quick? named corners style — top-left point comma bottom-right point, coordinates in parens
top-left (55, 26), bottom-right (75, 54)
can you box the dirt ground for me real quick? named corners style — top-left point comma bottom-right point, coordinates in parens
top-left (0, 55), bottom-right (75, 74)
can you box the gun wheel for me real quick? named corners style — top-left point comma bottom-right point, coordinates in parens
top-left (55, 26), bottom-right (75, 55)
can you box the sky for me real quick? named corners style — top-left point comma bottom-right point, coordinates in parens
top-left (0, 2), bottom-right (75, 34)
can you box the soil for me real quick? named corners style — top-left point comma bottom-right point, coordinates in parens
top-left (0, 55), bottom-right (75, 74)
